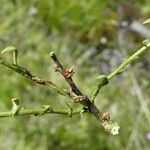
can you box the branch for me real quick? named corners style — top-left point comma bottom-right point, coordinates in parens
top-left (0, 98), bottom-right (84, 118)
top-left (107, 40), bottom-right (150, 80)
top-left (91, 39), bottom-right (150, 102)
top-left (0, 38), bottom-right (149, 135)
top-left (0, 58), bottom-right (76, 99)
top-left (50, 52), bottom-right (120, 135)
top-left (1, 48), bottom-right (120, 135)
top-left (0, 106), bottom-right (83, 118)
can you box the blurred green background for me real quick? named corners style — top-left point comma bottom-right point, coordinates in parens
top-left (0, 0), bottom-right (150, 149)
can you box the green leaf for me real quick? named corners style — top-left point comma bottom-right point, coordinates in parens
top-left (143, 18), bottom-right (150, 24)
top-left (1, 46), bottom-right (18, 65)
top-left (11, 98), bottom-right (20, 116)
top-left (36, 105), bottom-right (52, 116)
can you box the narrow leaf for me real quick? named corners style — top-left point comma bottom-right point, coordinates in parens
top-left (11, 98), bottom-right (20, 116)
top-left (1, 46), bottom-right (17, 54)
top-left (1, 46), bottom-right (18, 65)
top-left (143, 18), bottom-right (150, 24)
top-left (36, 105), bottom-right (52, 116)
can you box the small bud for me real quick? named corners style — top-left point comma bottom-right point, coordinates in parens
top-left (97, 75), bottom-right (109, 85)
top-left (143, 39), bottom-right (150, 47)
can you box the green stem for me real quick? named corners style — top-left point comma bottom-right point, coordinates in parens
top-left (0, 108), bottom-right (82, 118)
top-left (107, 42), bottom-right (150, 80)
top-left (91, 75), bottom-right (108, 102)
top-left (91, 40), bottom-right (150, 101)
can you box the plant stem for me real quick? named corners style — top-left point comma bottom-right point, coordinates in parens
top-left (0, 108), bottom-right (82, 118)
top-left (50, 52), bottom-right (119, 135)
top-left (107, 42), bottom-right (150, 80)
top-left (0, 60), bottom-right (75, 99)
top-left (90, 41), bottom-right (150, 102)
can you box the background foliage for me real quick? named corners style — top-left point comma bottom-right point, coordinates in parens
top-left (0, 0), bottom-right (150, 149)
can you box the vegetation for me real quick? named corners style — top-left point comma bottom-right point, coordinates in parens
top-left (0, 0), bottom-right (150, 149)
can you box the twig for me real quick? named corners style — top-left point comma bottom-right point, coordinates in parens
top-left (50, 52), bottom-right (100, 111)
top-left (50, 52), bottom-right (85, 96)
top-left (107, 40), bottom-right (150, 80)
top-left (0, 49), bottom-right (121, 135)
top-left (0, 107), bottom-right (83, 118)
top-left (0, 39), bottom-right (149, 135)
top-left (0, 59), bottom-right (75, 99)
top-left (0, 97), bottom-right (85, 118)
top-left (91, 40), bottom-right (150, 102)
top-left (50, 52), bottom-right (119, 135)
